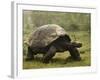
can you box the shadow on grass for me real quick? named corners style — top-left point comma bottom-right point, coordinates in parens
top-left (24, 56), bottom-right (80, 64)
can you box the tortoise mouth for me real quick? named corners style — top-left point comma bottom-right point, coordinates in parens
top-left (66, 42), bottom-right (82, 49)
top-left (71, 42), bottom-right (82, 48)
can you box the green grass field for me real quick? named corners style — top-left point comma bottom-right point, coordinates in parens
top-left (23, 11), bottom-right (91, 69)
top-left (23, 31), bottom-right (91, 69)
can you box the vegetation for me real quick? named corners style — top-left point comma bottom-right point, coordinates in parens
top-left (23, 10), bottom-right (91, 69)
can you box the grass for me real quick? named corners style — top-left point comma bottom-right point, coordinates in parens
top-left (23, 31), bottom-right (91, 69)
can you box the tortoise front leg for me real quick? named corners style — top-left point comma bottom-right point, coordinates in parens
top-left (68, 47), bottom-right (81, 61)
top-left (42, 46), bottom-right (56, 63)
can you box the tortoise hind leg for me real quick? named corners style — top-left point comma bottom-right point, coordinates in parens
top-left (42, 46), bottom-right (56, 63)
top-left (25, 46), bottom-right (34, 61)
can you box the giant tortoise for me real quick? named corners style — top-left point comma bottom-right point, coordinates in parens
top-left (26, 24), bottom-right (82, 63)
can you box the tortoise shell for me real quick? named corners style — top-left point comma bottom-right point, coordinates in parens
top-left (28, 24), bottom-right (68, 48)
